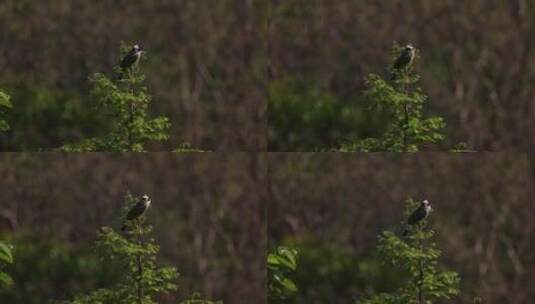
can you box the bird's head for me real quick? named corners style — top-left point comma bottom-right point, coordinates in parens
top-left (406, 44), bottom-right (416, 56)
top-left (141, 194), bottom-right (151, 207)
top-left (133, 44), bottom-right (146, 56)
top-left (422, 199), bottom-right (432, 211)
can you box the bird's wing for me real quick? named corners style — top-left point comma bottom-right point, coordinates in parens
top-left (407, 205), bottom-right (425, 225)
top-left (120, 50), bottom-right (136, 69)
top-left (393, 50), bottom-right (411, 70)
top-left (126, 201), bottom-right (146, 220)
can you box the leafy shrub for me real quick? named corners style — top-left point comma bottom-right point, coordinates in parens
top-left (62, 45), bottom-right (170, 152)
top-left (63, 193), bottom-right (179, 304)
top-left (341, 44), bottom-right (445, 152)
top-left (268, 246), bottom-right (298, 302)
top-left (0, 90), bottom-right (12, 132)
top-left (358, 198), bottom-right (460, 304)
top-left (0, 241), bottom-right (13, 289)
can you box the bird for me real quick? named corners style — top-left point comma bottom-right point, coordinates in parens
top-left (117, 44), bottom-right (143, 79)
top-left (391, 44), bottom-right (416, 80)
top-left (122, 194), bottom-right (151, 231)
top-left (403, 199), bottom-right (432, 236)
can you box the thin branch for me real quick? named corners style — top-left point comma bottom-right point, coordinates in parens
top-left (137, 222), bottom-right (144, 304)
top-left (128, 101), bottom-right (134, 151)
top-left (401, 70), bottom-right (410, 152)
top-left (417, 222), bottom-right (425, 304)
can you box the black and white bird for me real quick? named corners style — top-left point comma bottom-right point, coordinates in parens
top-left (391, 44), bottom-right (416, 80)
top-left (402, 199), bottom-right (432, 236)
top-left (117, 44), bottom-right (143, 79)
top-left (122, 194), bottom-right (151, 231)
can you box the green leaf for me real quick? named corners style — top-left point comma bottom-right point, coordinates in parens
top-left (0, 243), bottom-right (13, 264)
top-left (0, 272), bottom-right (13, 287)
top-left (0, 91), bottom-right (11, 108)
top-left (279, 277), bottom-right (297, 293)
top-left (0, 120), bottom-right (9, 131)
top-left (267, 253), bottom-right (281, 267)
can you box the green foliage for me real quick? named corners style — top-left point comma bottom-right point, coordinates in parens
top-left (341, 45), bottom-right (445, 152)
top-left (268, 77), bottom-right (369, 151)
top-left (178, 292), bottom-right (223, 304)
top-left (450, 142), bottom-right (476, 152)
top-left (268, 246), bottom-right (298, 302)
top-left (286, 239), bottom-right (401, 304)
top-left (173, 143), bottom-right (210, 152)
top-left (359, 198), bottom-right (459, 304)
top-left (0, 90), bottom-right (12, 132)
top-left (65, 193), bottom-right (179, 304)
top-left (0, 83), bottom-right (109, 151)
top-left (0, 241), bottom-right (14, 289)
top-left (62, 45), bottom-right (170, 152)
top-left (1, 233), bottom-right (122, 304)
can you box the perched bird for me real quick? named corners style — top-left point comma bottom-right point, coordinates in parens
top-left (122, 194), bottom-right (151, 231)
top-left (403, 199), bottom-right (432, 236)
top-left (391, 44), bottom-right (416, 80)
top-left (117, 44), bottom-right (143, 79)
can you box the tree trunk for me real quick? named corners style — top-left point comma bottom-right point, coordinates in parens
top-left (128, 99), bottom-right (134, 151)
top-left (137, 225), bottom-right (143, 304)
top-left (403, 102), bottom-right (409, 152)
top-left (137, 254), bottom-right (143, 303)
top-left (418, 259), bottom-right (424, 304)
top-left (402, 73), bottom-right (410, 152)
top-left (417, 222), bottom-right (424, 304)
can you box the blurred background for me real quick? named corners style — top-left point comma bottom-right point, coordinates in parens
top-left (268, 154), bottom-right (535, 304)
top-left (0, 1), bottom-right (266, 151)
top-left (0, 153), bottom-right (266, 304)
top-left (4, 1), bottom-right (534, 152)
top-left (268, 1), bottom-right (535, 151)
